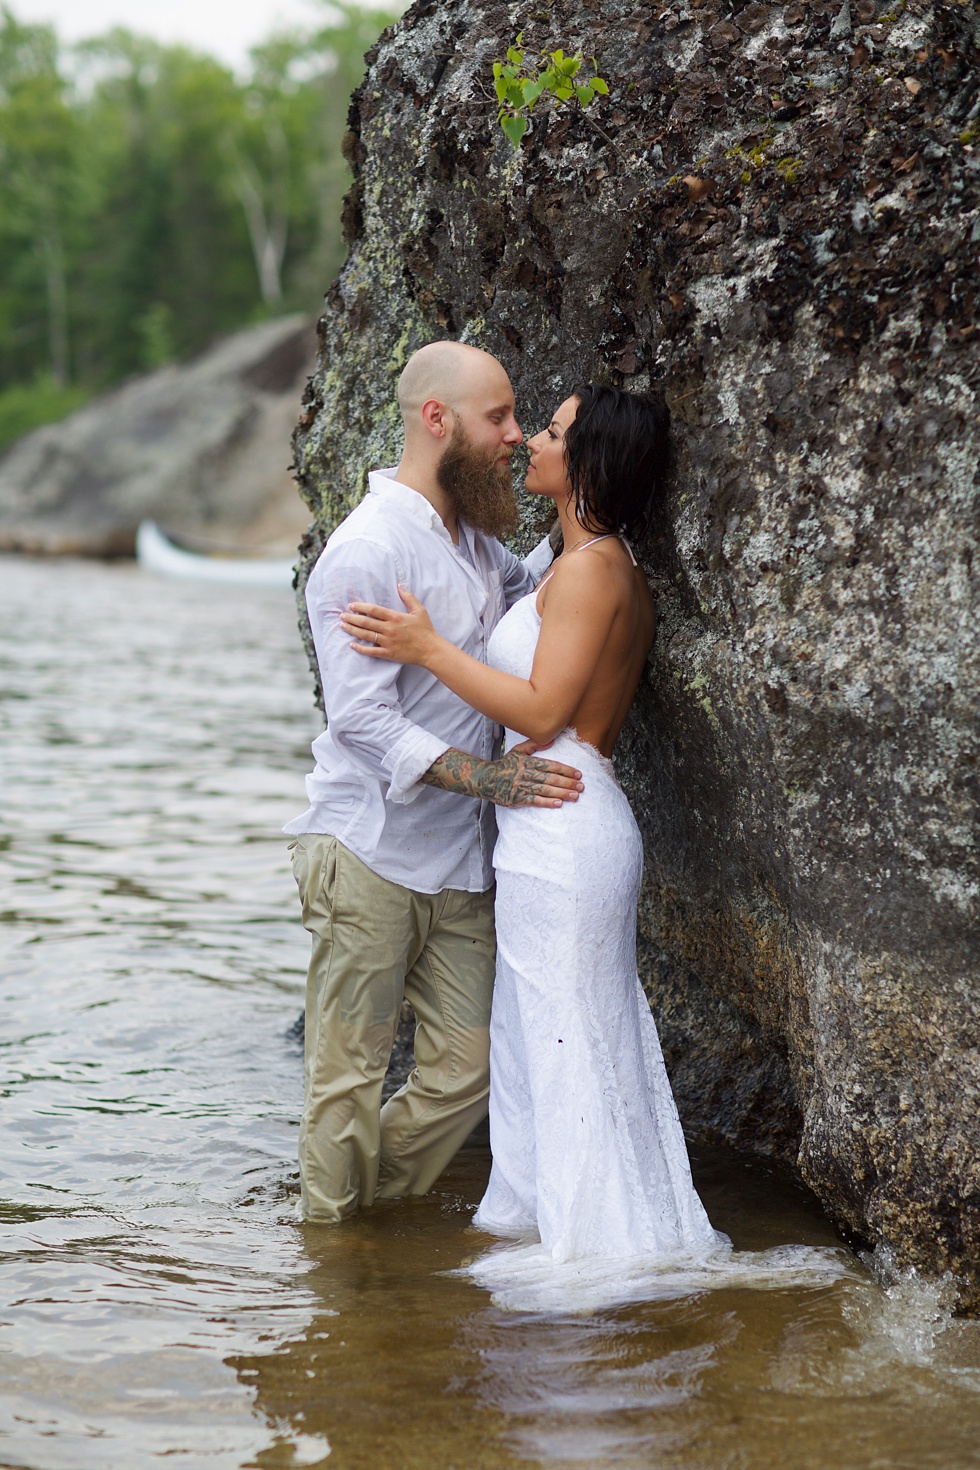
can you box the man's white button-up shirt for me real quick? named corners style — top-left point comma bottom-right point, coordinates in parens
top-left (284, 469), bottom-right (553, 893)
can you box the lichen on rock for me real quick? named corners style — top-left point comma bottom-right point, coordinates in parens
top-left (293, 0), bottom-right (980, 1304)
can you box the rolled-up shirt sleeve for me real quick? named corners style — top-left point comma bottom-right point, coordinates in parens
top-left (308, 551), bottom-right (450, 804)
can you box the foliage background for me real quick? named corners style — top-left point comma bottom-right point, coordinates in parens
top-left (0, 1), bottom-right (402, 449)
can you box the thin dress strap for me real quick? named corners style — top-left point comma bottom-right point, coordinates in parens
top-left (535, 532), bottom-right (635, 591)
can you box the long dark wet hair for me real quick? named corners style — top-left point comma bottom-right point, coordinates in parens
top-left (563, 384), bottom-right (669, 542)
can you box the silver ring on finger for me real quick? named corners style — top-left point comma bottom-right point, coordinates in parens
top-left (373, 631), bottom-right (379, 645)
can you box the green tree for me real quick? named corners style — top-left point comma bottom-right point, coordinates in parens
top-left (0, 0), bottom-right (405, 440)
top-left (235, 2), bottom-right (405, 307)
top-left (0, 7), bottom-right (78, 385)
top-left (71, 31), bottom-right (256, 379)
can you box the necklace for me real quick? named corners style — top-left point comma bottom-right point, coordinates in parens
top-left (562, 532), bottom-right (614, 553)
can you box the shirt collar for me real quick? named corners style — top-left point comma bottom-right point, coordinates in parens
top-left (368, 468), bottom-right (449, 538)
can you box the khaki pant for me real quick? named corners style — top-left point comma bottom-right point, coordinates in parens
top-left (289, 834), bottom-right (495, 1222)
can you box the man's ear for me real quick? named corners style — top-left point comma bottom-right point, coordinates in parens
top-left (420, 398), bottom-right (450, 440)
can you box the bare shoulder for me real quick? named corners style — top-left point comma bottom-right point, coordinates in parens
top-left (537, 543), bottom-right (624, 619)
top-left (549, 541), bottom-right (637, 595)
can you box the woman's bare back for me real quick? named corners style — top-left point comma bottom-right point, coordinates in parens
top-left (536, 538), bottom-right (655, 758)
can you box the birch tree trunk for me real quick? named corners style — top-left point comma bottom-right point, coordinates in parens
top-left (232, 120), bottom-right (289, 306)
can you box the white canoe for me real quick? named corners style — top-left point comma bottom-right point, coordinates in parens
top-left (136, 520), bottom-right (295, 589)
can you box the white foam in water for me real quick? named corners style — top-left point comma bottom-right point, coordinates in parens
top-left (454, 1236), bottom-right (859, 1315)
top-left (845, 1243), bottom-right (964, 1371)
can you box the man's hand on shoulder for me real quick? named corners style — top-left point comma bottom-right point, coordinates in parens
top-left (422, 745), bottom-right (583, 807)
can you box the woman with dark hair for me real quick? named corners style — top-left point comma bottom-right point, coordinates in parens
top-left (342, 385), bottom-right (719, 1263)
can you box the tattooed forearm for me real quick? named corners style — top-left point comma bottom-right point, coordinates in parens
top-left (422, 748), bottom-right (490, 799)
top-left (422, 748), bottom-right (578, 807)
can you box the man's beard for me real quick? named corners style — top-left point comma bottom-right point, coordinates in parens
top-left (435, 425), bottom-right (519, 539)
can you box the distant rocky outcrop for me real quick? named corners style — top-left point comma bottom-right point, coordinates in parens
top-left (292, 1), bottom-right (980, 1303)
top-left (0, 315), bottom-right (314, 556)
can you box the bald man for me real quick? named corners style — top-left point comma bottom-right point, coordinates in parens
top-left (285, 341), bottom-right (582, 1222)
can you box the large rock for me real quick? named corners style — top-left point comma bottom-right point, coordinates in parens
top-left (0, 315), bottom-right (315, 556)
top-left (292, 0), bottom-right (980, 1302)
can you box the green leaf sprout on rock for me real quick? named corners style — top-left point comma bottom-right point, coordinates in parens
top-left (492, 35), bottom-right (610, 150)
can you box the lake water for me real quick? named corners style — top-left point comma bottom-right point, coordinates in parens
top-left (2, 554), bottom-right (980, 1470)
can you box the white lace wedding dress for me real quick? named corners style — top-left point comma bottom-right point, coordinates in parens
top-left (471, 586), bottom-right (721, 1264)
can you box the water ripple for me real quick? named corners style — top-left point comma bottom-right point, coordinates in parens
top-left (4, 557), bottom-right (980, 1470)
top-left (1, 556), bottom-right (317, 1468)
